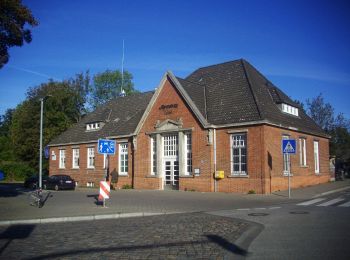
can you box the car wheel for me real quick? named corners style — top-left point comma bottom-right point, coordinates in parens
top-left (54, 185), bottom-right (59, 191)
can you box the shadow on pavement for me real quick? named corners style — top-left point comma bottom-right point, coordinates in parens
top-left (206, 234), bottom-right (248, 256)
top-left (87, 194), bottom-right (103, 206)
top-left (0, 225), bottom-right (36, 255)
top-left (0, 183), bottom-right (26, 197)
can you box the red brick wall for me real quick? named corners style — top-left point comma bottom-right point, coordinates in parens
top-left (49, 77), bottom-right (331, 194)
top-left (49, 139), bottom-right (134, 189)
top-left (263, 125), bottom-right (330, 193)
top-left (215, 126), bottom-right (266, 193)
top-left (134, 77), bottom-right (213, 192)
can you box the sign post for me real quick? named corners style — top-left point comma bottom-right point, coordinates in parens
top-left (97, 139), bottom-right (116, 207)
top-left (282, 139), bottom-right (296, 199)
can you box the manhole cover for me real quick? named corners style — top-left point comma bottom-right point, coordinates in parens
top-left (248, 213), bottom-right (269, 216)
top-left (290, 211), bottom-right (309, 215)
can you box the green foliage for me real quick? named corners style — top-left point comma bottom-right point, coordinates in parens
top-left (122, 184), bottom-right (133, 189)
top-left (0, 161), bottom-right (35, 181)
top-left (9, 72), bottom-right (90, 170)
top-left (306, 93), bottom-right (350, 166)
top-left (248, 190), bottom-right (256, 194)
top-left (89, 69), bottom-right (136, 109)
top-left (0, 0), bottom-right (39, 68)
top-left (306, 94), bottom-right (336, 132)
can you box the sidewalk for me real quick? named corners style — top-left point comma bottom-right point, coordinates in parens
top-left (272, 179), bottom-right (350, 199)
top-left (0, 180), bottom-right (349, 225)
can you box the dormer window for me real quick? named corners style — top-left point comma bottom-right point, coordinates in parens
top-left (281, 103), bottom-right (299, 116)
top-left (86, 122), bottom-right (101, 131)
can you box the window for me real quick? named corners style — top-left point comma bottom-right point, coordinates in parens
top-left (119, 143), bottom-right (128, 175)
top-left (59, 150), bottom-right (66, 168)
top-left (299, 138), bottom-right (307, 166)
top-left (151, 136), bottom-right (157, 175)
top-left (282, 135), bottom-right (291, 175)
top-left (72, 148), bottom-right (79, 168)
top-left (163, 134), bottom-right (178, 157)
top-left (185, 133), bottom-right (192, 175)
top-left (87, 147), bottom-right (95, 168)
top-left (282, 103), bottom-right (299, 116)
top-left (86, 122), bottom-right (101, 131)
top-left (314, 141), bottom-right (320, 174)
top-left (231, 133), bottom-right (247, 176)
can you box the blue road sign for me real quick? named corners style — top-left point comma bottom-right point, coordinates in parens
top-left (98, 139), bottom-right (116, 155)
top-left (0, 171), bottom-right (4, 181)
top-left (282, 139), bottom-right (297, 154)
top-left (44, 146), bottom-right (50, 159)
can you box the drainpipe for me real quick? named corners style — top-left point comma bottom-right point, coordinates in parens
top-left (214, 129), bottom-right (217, 192)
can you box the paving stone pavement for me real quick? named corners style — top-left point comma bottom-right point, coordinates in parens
top-left (0, 213), bottom-right (250, 259)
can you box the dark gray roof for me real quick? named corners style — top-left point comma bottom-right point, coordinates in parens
top-left (183, 59), bottom-right (326, 137)
top-left (49, 92), bottom-right (154, 145)
top-left (50, 59), bottom-right (326, 146)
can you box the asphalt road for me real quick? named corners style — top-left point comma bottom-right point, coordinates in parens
top-left (210, 189), bottom-right (350, 259)
top-left (0, 182), bottom-right (349, 259)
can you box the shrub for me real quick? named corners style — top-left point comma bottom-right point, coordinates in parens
top-left (248, 190), bottom-right (256, 194)
top-left (0, 161), bottom-right (35, 181)
top-left (122, 184), bottom-right (133, 189)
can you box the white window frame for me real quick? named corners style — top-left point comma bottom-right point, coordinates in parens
top-left (282, 103), bottom-right (299, 116)
top-left (163, 134), bottom-right (178, 157)
top-left (314, 141), bottom-right (320, 174)
top-left (59, 149), bottom-right (66, 169)
top-left (282, 135), bottom-right (291, 176)
top-left (150, 136), bottom-right (157, 175)
top-left (119, 143), bottom-right (128, 175)
top-left (231, 133), bottom-right (247, 176)
top-left (87, 147), bottom-right (95, 168)
top-left (299, 138), bottom-right (307, 167)
top-left (72, 148), bottom-right (79, 169)
top-left (185, 132), bottom-right (192, 175)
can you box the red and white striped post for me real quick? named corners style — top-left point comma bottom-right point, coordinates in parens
top-left (98, 181), bottom-right (110, 207)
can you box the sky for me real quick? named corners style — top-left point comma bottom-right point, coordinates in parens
top-left (1, 0), bottom-right (350, 118)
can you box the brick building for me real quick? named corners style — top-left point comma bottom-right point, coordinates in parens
top-left (48, 59), bottom-right (331, 194)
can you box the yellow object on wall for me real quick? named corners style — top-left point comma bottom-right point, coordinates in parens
top-left (214, 171), bottom-right (225, 179)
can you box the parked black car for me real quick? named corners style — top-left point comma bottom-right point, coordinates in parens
top-left (43, 175), bottom-right (76, 191)
top-left (24, 175), bottom-right (48, 189)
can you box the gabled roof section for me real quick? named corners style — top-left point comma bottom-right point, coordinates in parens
top-left (185, 59), bottom-right (262, 125)
top-left (241, 60), bottom-right (325, 136)
top-left (49, 92), bottom-right (154, 146)
top-left (182, 59), bottom-right (326, 137)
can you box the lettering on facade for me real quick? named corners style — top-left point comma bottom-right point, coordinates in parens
top-left (159, 104), bottom-right (178, 115)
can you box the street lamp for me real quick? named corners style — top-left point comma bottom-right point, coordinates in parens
top-left (39, 95), bottom-right (51, 189)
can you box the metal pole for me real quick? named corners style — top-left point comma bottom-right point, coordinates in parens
top-left (39, 98), bottom-right (44, 189)
top-left (288, 154), bottom-right (291, 199)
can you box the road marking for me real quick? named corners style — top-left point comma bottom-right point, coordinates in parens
top-left (254, 208), bottom-right (267, 210)
top-left (237, 208), bottom-right (250, 211)
top-left (317, 198), bottom-right (345, 207)
top-left (297, 198), bottom-right (327, 206)
top-left (269, 207), bottom-right (281, 210)
top-left (338, 201), bottom-right (350, 207)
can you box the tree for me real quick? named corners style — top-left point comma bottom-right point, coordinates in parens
top-left (9, 73), bottom-right (90, 170)
top-left (306, 93), bottom-right (350, 170)
top-left (0, 0), bottom-right (38, 68)
top-left (306, 94), bottom-right (335, 132)
top-left (89, 69), bottom-right (136, 109)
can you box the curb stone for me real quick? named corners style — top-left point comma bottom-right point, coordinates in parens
top-left (0, 212), bottom-right (184, 226)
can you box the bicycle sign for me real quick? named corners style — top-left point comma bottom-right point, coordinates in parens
top-left (98, 139), bottom-right (116, 155)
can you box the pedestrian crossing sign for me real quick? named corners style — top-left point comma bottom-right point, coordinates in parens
top-left (282, 139), bottom-right (296, 154)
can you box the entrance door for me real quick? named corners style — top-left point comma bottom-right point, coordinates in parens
top-left (164, 160), bottom-right (179, 190)
top-left (163, 134), bottom-right (179, 190)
